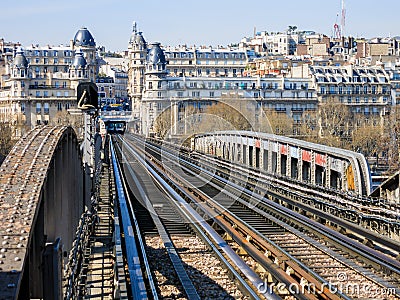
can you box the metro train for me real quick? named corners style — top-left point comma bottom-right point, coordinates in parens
top-left (191, 131), bottom-right (371, 196)
top-left (106, 121), bottom-right (126, 134)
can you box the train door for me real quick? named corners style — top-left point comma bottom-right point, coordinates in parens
top-left (330, 158), bottom-right (343, 190)
top-left (301, 150), bottom-right (312, 182)
top-left (281, 154), bottom-right (287, 176)
top-left (315, 153), bottom-right (327, 186)
top-left (280, 145), bottom-right (287, 176)
top-left (263, 149), bottom-right (268, 172)
top-left (249, 146), bottom-right (253, 167)
top-left (330, 170), bottom-right (341, 189)
top-left (271, 151), bottom-right (277, 173)
top-left (291, 157), bottom-right (298, 179)
top-left (302, 162), bottom-right (310, 182)
top-left (255, 147), bottom-right (260, 169)
top-left (315, 166), bottom-right (325, 185)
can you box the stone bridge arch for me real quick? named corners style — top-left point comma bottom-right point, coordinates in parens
top-left (0, 125), bottom-right (85, 299)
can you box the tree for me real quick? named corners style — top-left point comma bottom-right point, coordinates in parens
top-left (0, 121), bottom-right (14, 164)
top-left (384, 105), bottom-right (400, 172)
top-left (298, 109), bottom-right (319, 141)
top-left (352, 124), bottom-right (382, 157)
top-left (153, 106), bottom-right (172, 139)
top-left (199, 100), bottom-right (253, 132)
top-left (317, 100), bottom-right (351, 147)
top-left (263, 109), bottom-right (293, 135)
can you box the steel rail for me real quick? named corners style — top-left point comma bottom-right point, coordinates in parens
top-left (130, 134), bottom-right (400, 295)
top-left (117, 135), bottom-right (277, 300)
top-left (112, 140), bottom-right (159, 299)
top-left (110, 142), bottom-right (148, 299)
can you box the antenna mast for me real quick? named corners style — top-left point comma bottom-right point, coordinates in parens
top-left (341, 0), bottom-right (346, 37)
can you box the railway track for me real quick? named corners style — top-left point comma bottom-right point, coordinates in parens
top-left (137, 134), bottom-right (399, 256)
top-left (120, 134), bottom-right (400, 299)
top-left (112, 137), bottom-right (270, 299)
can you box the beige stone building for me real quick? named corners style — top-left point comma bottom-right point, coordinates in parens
top-left (0, 28), bottom-right (97, 137)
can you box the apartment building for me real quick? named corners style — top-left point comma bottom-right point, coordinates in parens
top-left (98, 64), bottom-right (129, 107)
top-left (0, 27), bottom-right (97, 137)
top-left (310, 64), bottom-right (391, 117)
top-left (128, 34), bottom-right (317, 136)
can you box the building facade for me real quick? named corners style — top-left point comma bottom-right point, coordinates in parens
top-left (126, 24), bottom-right (318, 137)
top-left (0, 27), bottom-right (97, 137)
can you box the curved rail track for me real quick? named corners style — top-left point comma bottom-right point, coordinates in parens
top-left (117, 133), bottom-right (400, 299)
top-left (112, 136), bottom-right (275, 299)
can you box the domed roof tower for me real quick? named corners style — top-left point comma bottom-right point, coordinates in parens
top-left (73, 27), bottom-right (96, 47)
top-left (129, 22), bottom-right (147, 51)
top-left (13, 47), bottom-right (28, 69)
top-left (70, 49), bottom-right (88, 81)
top-left (146, 42), bottom-right (166, 74)
top-left (72, 49), bottom-right (87, 68)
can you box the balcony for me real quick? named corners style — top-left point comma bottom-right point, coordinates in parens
top-left (29, 84), bottom-right (69, 89)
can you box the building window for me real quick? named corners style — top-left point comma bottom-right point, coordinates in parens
top-left (57, 102), bottom-right (62, 111)
top-left (158, 81), bottom-right (162, 89)
top-left (209, 91), bottom-right (214, 98)
top-left (21, 103), bottom-right (25, 114)
top-left (44, 91), bottom-right (48, 98)
top-left (36, 91), bottom-right (40, 97)
top-left (36, 103), bottom-right (41, 114)
top-left (148, 82), bottom-right (153, 89)
top-left (44, 103), bottom-right (49, 114)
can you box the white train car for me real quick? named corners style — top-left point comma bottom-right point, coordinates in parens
top-left (192, 131), bottom-right (371, 196)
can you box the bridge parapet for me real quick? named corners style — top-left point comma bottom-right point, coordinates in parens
top-left (0, 126), bottom-right (84, 299)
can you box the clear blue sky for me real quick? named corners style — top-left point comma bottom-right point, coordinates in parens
top-left (1, 0), bottom-right (399, 51)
